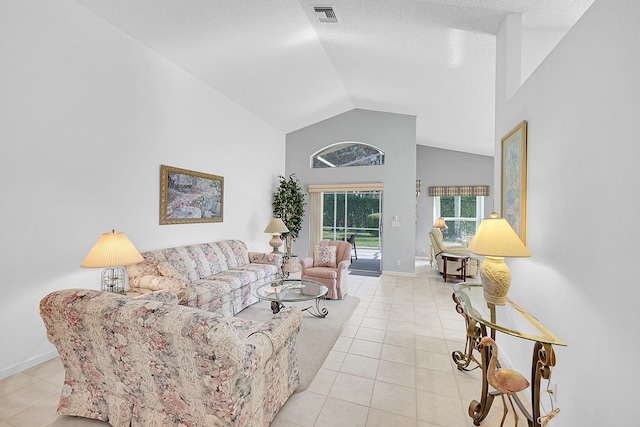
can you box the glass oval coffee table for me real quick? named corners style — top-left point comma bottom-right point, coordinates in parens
top-left (253, 279), bottom-right (328, 318)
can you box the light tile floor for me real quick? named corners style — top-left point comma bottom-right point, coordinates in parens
top-left (0, 261), bottom-right (523, 427)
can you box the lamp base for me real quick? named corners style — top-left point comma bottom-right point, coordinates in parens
top-left (479, 256), bottom-right (511, 305)
top-left (101, 267), bottom-right (125, 294)
top-left (269, 233), bottom-right (283, 254)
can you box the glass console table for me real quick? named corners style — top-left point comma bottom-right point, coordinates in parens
top-left (452, 283), bottom-right (566, 427)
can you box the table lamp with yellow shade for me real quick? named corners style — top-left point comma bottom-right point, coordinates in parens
top-left (467, 213), bottom-right (530, 305)
top-left (81, 230), bottom-right (144, 293)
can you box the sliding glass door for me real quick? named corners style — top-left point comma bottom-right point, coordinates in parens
top-left (322, 191), bottom-right (382, 272)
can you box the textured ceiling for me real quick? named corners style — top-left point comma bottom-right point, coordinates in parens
top-left (75, 0), bottom-right (594, 156)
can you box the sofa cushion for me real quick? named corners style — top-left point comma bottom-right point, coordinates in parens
top-left (314, 245), bottom-right (337, 267)
top-left (200, 243), bottom-right (229, 275)
top-left (181, 280), bottom-right (231, 314)
top-left (201, 271), bottom-right (249, 292)
top-left (215, 240), bottom-right (250, 269)
top-left (231, 263), bottom-right (278, 281)
top-left (162, 247), bottom-right (201, 281)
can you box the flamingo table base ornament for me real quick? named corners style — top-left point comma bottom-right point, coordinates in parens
top-left (452, 284), bottom-right (565, 426)
top-left (480, 336), bottom-right (530, 427)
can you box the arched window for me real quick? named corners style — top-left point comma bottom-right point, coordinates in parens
top-left (311, 142), bottom-right (385, 168)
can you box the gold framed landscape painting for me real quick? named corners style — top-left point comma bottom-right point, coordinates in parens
top-left (160, 165), bottom-right (224, 225)
top-left (501, 121), bottom-right (527, 243)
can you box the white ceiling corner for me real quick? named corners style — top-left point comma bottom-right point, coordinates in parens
top-left (75, 0), bottom-right (595, 156)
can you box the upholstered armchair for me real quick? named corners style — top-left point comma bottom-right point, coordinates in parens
top-left (300, 240), bottom-right (352, 299)
top-left (40, 288), bottom-right (301, 426)
top-left (429, 228), bottom-right (480, 278)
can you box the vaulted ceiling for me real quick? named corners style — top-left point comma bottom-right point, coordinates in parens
top-left (76, 0), bottom-right (594, 156)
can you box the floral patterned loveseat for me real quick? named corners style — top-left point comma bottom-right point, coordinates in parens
top-left (40, 288), bottom-right (301, 426)
top-left (126, 239), bottom-right (281, 316)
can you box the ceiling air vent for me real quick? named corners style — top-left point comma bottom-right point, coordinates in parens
top-left (314, 6), bottom-right (337, 23)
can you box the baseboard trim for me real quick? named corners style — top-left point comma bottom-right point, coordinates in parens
top-left (0, 349), bottom-right (59, 381)
top-left (382, 270), bottom-right (417, 278)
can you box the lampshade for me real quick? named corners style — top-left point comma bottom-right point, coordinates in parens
top-left (264, 218), bottom-right (289, 234)
top-left (80, 230), bottom-right (144, 268)
top-left (467, 213), bottom-right (530, 305)
top-left (467, 213), bottom-right (530, 257)
top-left (433, 217), bottom-right (447, 229)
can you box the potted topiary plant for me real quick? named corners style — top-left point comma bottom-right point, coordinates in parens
top-left (272, 174), bottom-right (306, 259)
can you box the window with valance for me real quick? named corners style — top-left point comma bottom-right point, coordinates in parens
top-left (429, 185), bottom-right (489, 243)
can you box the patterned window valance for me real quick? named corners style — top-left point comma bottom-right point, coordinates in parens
top-left (308, 182), bottom-right (384, 192)
top-left (428, 185), bottom-right (490, 197)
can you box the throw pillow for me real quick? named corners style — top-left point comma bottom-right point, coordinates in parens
top-left (126, 258), bottom-right (157, 278)
top-left (314, 245), bottom-right (337, 268)
top-left (157, 261), bottom-right (188, 279)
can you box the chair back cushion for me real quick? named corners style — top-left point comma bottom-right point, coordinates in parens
top-left (429, 228), bottom-right (445, 254)
top-left (316, 240), bottom-right (352, 265)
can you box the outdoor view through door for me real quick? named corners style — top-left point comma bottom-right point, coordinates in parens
top-left (323, 191), bottom-right (382, 274)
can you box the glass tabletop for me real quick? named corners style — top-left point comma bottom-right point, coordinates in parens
top-left (253, 279), bottom-right (328, 302)
top-left (453, 283), bottom-right (566, 346)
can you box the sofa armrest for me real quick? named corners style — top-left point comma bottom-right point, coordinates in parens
top-left (300, 257), bottom-right (313, 272)
top-left (249, 252), bottom-right (283, 268)
top-left (334, 259), bottom-right (349, 279)
top-left (247, 307), bottom-right (302, 353)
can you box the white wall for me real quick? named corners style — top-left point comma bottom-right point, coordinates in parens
top-left (286, 109), bottom-right (417, 274)
top-left (521, 28), bottom-right (567, 84)
top-left (495, 0), bottom-right (639, 424)
top-left (0, 0), bottom-right (284, 379)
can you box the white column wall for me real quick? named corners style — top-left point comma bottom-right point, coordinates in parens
top-left (495, 1), bottom-right (639, 424)
top-left (415, 145), bottom-right (494, 256)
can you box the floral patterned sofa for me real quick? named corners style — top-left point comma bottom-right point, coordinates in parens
top-left (126, 239), bottom-right (282, 316)
top-left (40, 288), bottom-right (301, 426)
